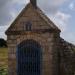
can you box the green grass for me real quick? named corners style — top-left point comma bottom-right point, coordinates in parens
top-left (0, 48), bottom-right (8, 75)
top-left (0, 48), bottom-right (8, 68)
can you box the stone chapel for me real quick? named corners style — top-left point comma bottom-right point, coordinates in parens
top-left (6, 0), bottom-right (75, 75)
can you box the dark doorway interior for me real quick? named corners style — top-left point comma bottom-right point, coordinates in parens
top-left (17, 40), bottom-right (42, 75)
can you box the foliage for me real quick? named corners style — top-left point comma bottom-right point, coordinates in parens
top-left (0, 66), bottom-right (7, 75)
top-left (0, 38), bottom-right (7, 48)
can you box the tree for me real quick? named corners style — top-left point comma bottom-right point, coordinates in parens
top-left (0, 38), bottom-right (7, 47)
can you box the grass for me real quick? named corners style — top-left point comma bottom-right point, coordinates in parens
top-left (0, 48), bottom-right (8, 75)
top-left (0, 48), bottom-right (8, 68)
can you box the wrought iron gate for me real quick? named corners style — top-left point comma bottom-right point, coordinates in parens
top-left (17, 40), bottom-right (42, 75)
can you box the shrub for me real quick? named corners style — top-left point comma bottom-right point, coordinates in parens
top-left (0, 38), bottom-right (7, 48)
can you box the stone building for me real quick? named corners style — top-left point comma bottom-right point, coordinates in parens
top-left (5, 0), bottom-right (75, 75)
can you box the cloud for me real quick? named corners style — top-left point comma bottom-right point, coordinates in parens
top-left (50, 0), bottom-right (68, 6)
top-left (55, 11), bottom-right (71, 24)
top-left (69, 2), bottom-right (75, 10)
top-left (0, 0), bottom-right (29, 26)
top-left (0, 0), bottom-right (14, 26)
top-left (0, 0), bottom-right (29, 39)
top-left (0, 25), bottom-right (9, 39)
top-left (0, 26), bottom-right (9, 32)
top-left (50, 11), bottom-right (75, 44)
top-left (38, 0), bottom-right (69, 14)
top-left (62, 32), bottom-right (75, 44)
top-left (0, 0), bottom-right (70, 26)
top-left (49, 11), bottom-right (75, 44)
top-left (38, 0), bottom-right (69, 7)
top-left (47, 11), bottom-right (71, 32)
top-left (38, 0), bottom-right (71, 33)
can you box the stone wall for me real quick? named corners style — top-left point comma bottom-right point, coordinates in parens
top-left (59, 38), bottom-right (75, 75)
top-left (7, 31), bottom-right (60, 75)
top-left (7, 27), bottom-right (75, 75)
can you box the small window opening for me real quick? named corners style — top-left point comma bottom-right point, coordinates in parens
top-left (26, 22), bottom-right (32, 31)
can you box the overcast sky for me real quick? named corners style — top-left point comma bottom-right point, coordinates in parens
top-left (0, 0), bottom-right (75, 44)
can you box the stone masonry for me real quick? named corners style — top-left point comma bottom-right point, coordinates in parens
top-left (6, 1), bottom-right (75, 75)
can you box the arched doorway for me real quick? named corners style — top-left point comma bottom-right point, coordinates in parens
top-left (17, 40), bottom-right (42, 75)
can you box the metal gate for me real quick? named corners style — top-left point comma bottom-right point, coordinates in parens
top-left (17, 40), bottom-right (42, 75)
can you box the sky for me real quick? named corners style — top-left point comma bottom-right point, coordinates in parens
top-left (0, 0), bottom-right (75, 44)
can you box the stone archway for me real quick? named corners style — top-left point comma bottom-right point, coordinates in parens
top-left (17, 39), bottom-right (42, 75)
